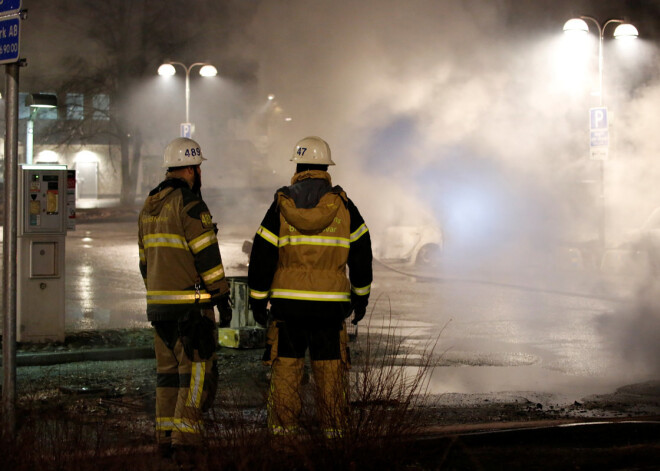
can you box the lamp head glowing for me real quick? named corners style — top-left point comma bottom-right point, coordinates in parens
top-left (158, 63), bottom-right (176, 76)
top-left (563, 18), bottom-right (589, 35)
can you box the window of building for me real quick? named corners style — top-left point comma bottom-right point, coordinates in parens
top-left (18, 92), bottom-right (29, 119)
top-left (66, 93), bottom-right (84, 120)
top-left (92, 94), bottom-right (110, 120)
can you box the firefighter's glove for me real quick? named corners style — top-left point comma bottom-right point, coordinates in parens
top-left (214, 293), bottom-right (233, 328)
top-left (179, 311), bottom-right (216, 361)
top-left (350, 293), bottom-right (368, 325)
top-left (250, 298), bottom-right (269, 327)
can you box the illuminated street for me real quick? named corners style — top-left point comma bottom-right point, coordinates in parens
top-left (59, 218), bottom-right (656, 407)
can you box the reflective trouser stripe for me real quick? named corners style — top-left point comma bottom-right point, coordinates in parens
top-left (156, 417), bottom-right (203, 434)
top-left (186, 362), bottom-right (206, 409)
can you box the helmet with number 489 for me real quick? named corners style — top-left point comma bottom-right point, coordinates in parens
top-left (290, 136), bottom-right (335, 166)
top-left (163, 137), bottom-right (207, 168)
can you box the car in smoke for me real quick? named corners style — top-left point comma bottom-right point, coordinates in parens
top-left (375, 224), bottom-right (443, 267)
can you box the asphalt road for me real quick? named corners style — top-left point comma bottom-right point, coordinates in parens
top-left (3, 216), bottom-right (660, 413)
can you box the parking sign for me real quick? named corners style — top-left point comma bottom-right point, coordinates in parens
top-left (589, 107), bottom-right (609, 161)
top-left (180, 122), bottom-right (192, 138)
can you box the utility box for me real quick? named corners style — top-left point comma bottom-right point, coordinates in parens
top-left (17, 165), bottom-right (68, 343)
top-left (218, 276), bottom-right (265, 349)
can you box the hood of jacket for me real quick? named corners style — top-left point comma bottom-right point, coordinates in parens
top-left (278, 171), bottom-right (345, 233)
top-left (143, 178), bottom-right (188, 216)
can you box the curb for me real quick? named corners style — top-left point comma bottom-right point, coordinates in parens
top-left (8, 346), bottom-right (155, 367)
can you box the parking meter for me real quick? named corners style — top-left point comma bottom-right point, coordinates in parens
top-left (17, 164), bottom-right (68, 342)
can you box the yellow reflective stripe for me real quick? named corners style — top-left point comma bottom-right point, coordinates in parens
top-left (156, 417), bottom-right (177, 431)
top-left (350, 224), bottom-right (369, 243)
top-left (189, 231), bottom-right (217, 254)
top-left (351, 284), bottom-right (371, 296)
top-left (201, 265), bottom-right (225, 285)
top-left (143, 233), bottom-right (188, 250)
top-left (156, 417), bottom-right (204, 434)
top-left (250, 289), bottom-right (269, 300)
top-left (280, 235), bottom-right (350, 248)
top-left (257, 226), bottom-right (279, 247)
top-left (186, 362), bottom-right (206, 409)
top-left (139, 248), bottom-right (145, 263)
top-left (270, 289), bottom-right (350, 302)
top-left (147, 290), bottom-right (211, 304)
top-left (270, 425), bottom-right (300, 436)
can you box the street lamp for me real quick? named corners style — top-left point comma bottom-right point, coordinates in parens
top-left (25, 93), bottom-right (57, 165)
top-left (563, 17), bottom-right (638, 105)
top-left (157, 61), bottom-right (218, 137)
top-left (563, 17), bottom-right (638, 250)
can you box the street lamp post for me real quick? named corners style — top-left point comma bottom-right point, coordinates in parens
top-left (25, 93), bottom-right (57, 165)
top-left (157, 61), bottom-right (217, 137)
top-left (563, 17), bottom-right (638, 250)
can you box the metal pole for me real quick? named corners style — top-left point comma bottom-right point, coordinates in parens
top-left (3, 61), bottom-right (19, 438)
top-left (185, 67), bottom-right (190, 124)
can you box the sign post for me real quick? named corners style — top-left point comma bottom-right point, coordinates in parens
top-left (1, 0), bottom-right (21, 438)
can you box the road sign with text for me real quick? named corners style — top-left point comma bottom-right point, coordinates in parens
top-left (0, 0), bottom-right (21, 16)
top-left (0, 16), bottom-right (19, 64)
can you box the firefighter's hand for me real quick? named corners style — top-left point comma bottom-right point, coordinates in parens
top-left (250, 298), bottom-right (269, 327)
top-left (215, 293), bottom-right (232, 328)
top-left (350, 293), bottom-right (368, 325)
top-left (197, 316), bottom-right (216, 359)
top-left (179, 311), bottom-right (216, 360)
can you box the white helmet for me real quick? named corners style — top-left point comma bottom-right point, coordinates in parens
top-left (163, 137), bottom-right (207, 168)
top-left (290, 136), bottom-right (335, 166)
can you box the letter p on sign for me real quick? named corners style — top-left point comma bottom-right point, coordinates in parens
top-left (590, 107), bottom-right (608, 130)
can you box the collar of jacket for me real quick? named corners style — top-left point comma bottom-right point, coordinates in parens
top-left (290, 170), bottom-right (332, 186)
top-left (277, 180), bottom-right (346, 234)
top-left (148, 177), bottom-right (189, 196)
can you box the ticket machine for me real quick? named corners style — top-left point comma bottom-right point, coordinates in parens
top-left (17, 164), bottom-right (68, 342)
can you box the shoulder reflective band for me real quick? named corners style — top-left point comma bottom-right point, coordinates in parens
top-left (257, 225), bottom-right (279, 247)
top-left (189, 231), bottom-right (218, 254)
top-left (143, 233), bottom-right (189, 250)
top-left (250, 289), bottom-right (269, 300)
top-left (147, 290), bottom-right (211, 304)
top-left (350, 223), bottom-right (369, 243)
top-left (280, 235), bottom-right (350, 248)
top-left (200, 264), bottom-right (225, 285)
top-left (351, 284), bottom-right (371, 296)
top-left (270, 289), bottom-right (350, 302)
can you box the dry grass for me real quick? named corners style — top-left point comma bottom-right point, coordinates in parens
top-left (2, 298), bottom-right (446, 470)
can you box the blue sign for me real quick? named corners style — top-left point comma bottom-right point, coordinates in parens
top-left (590, 107), bottom-right (608, 130)
top-left (590, 130), bottom-right (609, 147)
top-left (0, 16), bottom-right (19, 64)
top-left (589, 107), bottom-right (609, 160)
top-left (0, 0), bottom-right (21, 15)
top-left (180, 123), bottom-right (192, 138)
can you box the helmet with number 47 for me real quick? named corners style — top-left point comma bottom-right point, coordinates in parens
top-left (290, 136), bottom-right (335, 166)
top-left (163, 137), bottom-right (207, 168)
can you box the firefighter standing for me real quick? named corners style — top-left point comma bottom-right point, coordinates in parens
top-left (138, 137), bottom-right (232, 458)
top-left (248, 136), bottom-right (373, 437)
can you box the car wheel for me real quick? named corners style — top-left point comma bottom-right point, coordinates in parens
top-left (415, 244), bottom-right (441, 266)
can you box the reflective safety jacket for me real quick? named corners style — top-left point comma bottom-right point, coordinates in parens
top-left (248, 170), bottom-right (372, 323)
top-left (138, 178), bottom-right (229, 322)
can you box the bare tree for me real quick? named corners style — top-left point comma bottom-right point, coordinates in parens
top-left (45, 0), bottom-right (207, 205)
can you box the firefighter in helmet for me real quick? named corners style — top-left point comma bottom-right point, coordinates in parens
top-left (138, 137), bottom-right (232, 459)
top-left (248, 136), bottom-right (373, 437)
